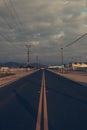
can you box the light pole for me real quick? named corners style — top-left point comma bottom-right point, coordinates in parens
top-left (61, 47), bottom-right (63, 65)
top-left (25, 44), bottom-right (31, 66)
top-left (36, 56), bottom-right (39, 69)
top-left (61, 47), bottom-right (64, 73)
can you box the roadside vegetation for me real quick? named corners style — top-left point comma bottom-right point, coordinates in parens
top-left (0, 73), bottom-right (15, 78)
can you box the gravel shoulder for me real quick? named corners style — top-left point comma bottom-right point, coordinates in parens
top-left (0, 70), bottom-right (38, 87)
top-left (48, 70), bottom-right (87, 87)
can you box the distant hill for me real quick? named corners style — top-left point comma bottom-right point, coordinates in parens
top-left (0, 62), bottom-right (45, 68)
top-left (0, 62), bottom-right (25, 68)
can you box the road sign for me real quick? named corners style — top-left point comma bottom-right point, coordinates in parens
top-left (61, 65), bottom-right (64, 69)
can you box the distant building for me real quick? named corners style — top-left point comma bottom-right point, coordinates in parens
top-left (72, 63), bottom-right (87, 70)
top-left (65, 62), bottom-right (87, 71)
top-left (0, 67), bottom-right (9, 73)
top-left (48, 65), bottom-right (61, 69)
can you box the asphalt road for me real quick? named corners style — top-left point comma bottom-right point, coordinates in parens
top-left (0, 69), bottom-right (87, 130)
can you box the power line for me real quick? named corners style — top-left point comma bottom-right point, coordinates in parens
top-left (8, 0), bottom-right (25, 33)
top-left (0, 0), bottom-right (26, 48)
top-left (65, 33), bottom-right (87, 47)
top-left (0, 32), bottom-right (16, 47)
top-left (0, 32), bottom-right (12, 44)
top-left (0, 16), bottom-right (13, 31)
top-left (0, 16), bottom-right (17, 44)
top-left (59, 33), bottom-right (87, 67)
top-left (2, 0), bottom-right (24, 37)
top-left (6, 0), bottom-right (24, 31)
top-left (3, 0), bottom-right (18, 29)
top-left (0, 0), bottom-right (19, 43)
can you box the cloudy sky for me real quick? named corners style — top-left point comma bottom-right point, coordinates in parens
top-left (0, 0), bottom-right (87, 65)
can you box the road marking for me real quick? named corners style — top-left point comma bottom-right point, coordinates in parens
top-left (43, 72), bottom-right (48, 130)
top-left (36, 71), bottom-right (48, 130)
top-left (36, 72), bottom-right (44, 130)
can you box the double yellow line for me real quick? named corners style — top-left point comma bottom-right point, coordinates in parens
top-left (36, 71), bottom-right (48, 130)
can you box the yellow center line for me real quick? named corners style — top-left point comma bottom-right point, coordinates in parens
top-left (43, 71), bottom-right (48, 130)
top-left (36, 72), bottom-right (44, 130)
top-left (36, 71), bottom-right (48, 130)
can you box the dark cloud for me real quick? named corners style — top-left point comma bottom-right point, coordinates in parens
top-left (0, 0), bottom-right (87, 64)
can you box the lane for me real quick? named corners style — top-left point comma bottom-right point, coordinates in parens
top-left (0, 70), bottom-right (42, 130)
top-left (1, 69), bottom-right (87, 130)
top-left (45, 69), bottom-right (87, 130)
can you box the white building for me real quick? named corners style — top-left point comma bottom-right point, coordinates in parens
top-left (0, 67), bottom-right (9, 73)
top-left (72, 63), bottom-right (87, 70)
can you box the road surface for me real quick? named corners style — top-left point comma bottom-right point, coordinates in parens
top-left (0, 69), bottom-right (87, 130)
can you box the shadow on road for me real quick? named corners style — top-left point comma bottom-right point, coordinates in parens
top-left (12, 89), bottom-right (55, 130)
top-left (12, 89), bottom-right (37, 120)
top-left (47, 86), bottom-right (87, 105)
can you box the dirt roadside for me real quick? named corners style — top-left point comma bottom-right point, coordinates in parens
top-left (48, 70), bottom-right (87, 87)
top-left (0, 70), bottom-right (38, 87)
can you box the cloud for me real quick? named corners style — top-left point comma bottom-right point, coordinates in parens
top-left (0, 0), bottom-right (87, 64)
top-left (29, 41), bottom-right (40, 46)
top-left (50, 31), bottom-right (65, 41)
top-left (29, 22), bottom-right (52, 32)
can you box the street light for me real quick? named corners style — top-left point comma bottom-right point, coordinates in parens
top-left (61, 47), bottom-right (64, 73)
top-left (61, 47), bottom-right (63, 65)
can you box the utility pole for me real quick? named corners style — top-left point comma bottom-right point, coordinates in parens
top-left (36, 56), bottom-right (39, 69)
top-left (25, 44), bottom-right (31, 66)
top-left (61, 47), bottom-right (64, 73)
top-left (61, 47), bottom-right (63, 65)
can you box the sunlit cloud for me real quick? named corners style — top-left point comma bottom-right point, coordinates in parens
top-left (50, 32), bottom-right (65, 41)
top-left (0, 0), bottom-right (87, 64)
top-left (29, 41), bottom-right (40, 46)
top-left (63, 0), bottom-right (70, 5)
